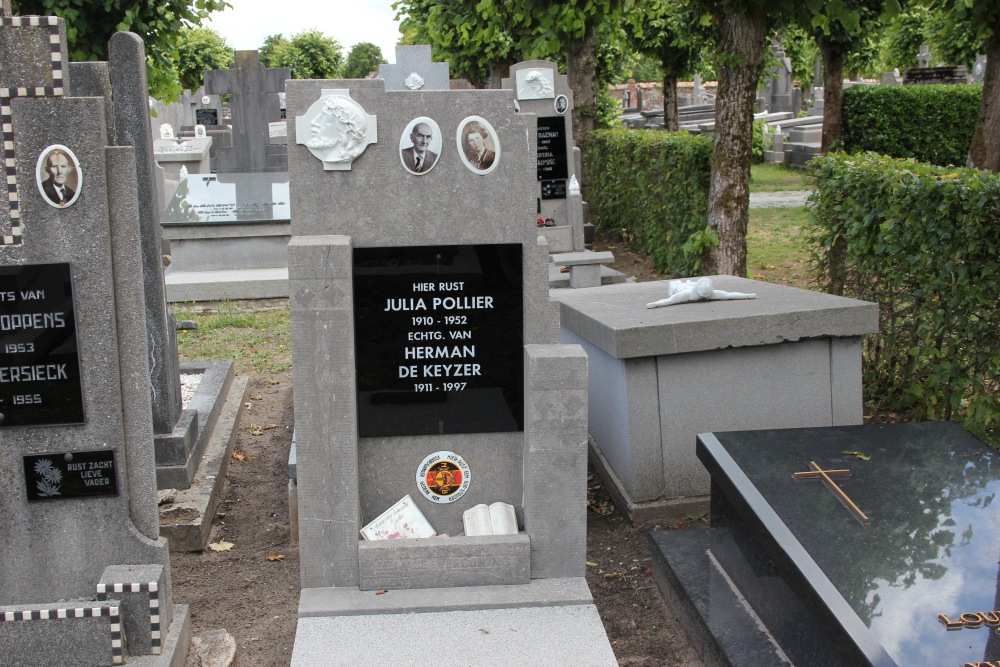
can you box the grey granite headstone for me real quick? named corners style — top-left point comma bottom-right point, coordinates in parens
top-left (108, 32), bottom-right (184, 437)
top-left (502, 61), bottom-right (584, 252)
top-left (0, 15), bottom-right (186, 663)
top-left (917, 44), bottom-right (933, 68)
top-left (205, 50), bottom-right (289, 173)
top-left (378, 45), bottom-right (450, 91)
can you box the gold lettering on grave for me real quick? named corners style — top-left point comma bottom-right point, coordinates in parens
top-left (940, 610), bottom-right (1000, 633)
top-left (793, 461), bottom-right (870, 525)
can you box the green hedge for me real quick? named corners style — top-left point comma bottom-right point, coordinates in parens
top-left (585, 129), bottom-right (712, 276)
top-left (807, 152), bottom-right (999, 445)
top-left (842, 84), bottom-right (981, 167)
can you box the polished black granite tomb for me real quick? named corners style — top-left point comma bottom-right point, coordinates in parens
top-left (161, 172), bottom-right (289, 224)
top-left (650, 422), bottom-right (1000, 667)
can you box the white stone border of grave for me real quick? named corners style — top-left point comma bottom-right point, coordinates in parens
top-left (456, 115), bottom-right (500, 175)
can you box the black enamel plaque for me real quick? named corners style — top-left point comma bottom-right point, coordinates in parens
top-left (537, 115), bottom-right (568, 184)
top-left (24, 449), bottom-right (118, 501)
top-left (0, 263), bottom-right (84, 427)
top-left (353, 244), bottom-right (523, 437)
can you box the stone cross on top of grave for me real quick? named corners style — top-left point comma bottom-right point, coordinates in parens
top-left (378, 45), bottom-right (450, 91)
top-left (205, 50), bottom-right (289, 173)
top-left (0, 15), bottom-right (67, 245)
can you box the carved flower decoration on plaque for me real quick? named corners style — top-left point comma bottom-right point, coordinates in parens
top-left (295, 89), bottom-right (378, 171)
top-left (404, 72), bottom-right (425, 90)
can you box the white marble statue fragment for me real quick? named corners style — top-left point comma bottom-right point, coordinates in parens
top-left (404, 72), bottom-right (425, 90)
top-left (646, 277), bottom-right (756, 308)
top-left (515, 69), bottom-right (555, 100)
top-left (295, 89), bottom-right (378, 170)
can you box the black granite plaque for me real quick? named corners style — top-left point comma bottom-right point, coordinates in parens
top-left (161, 173), bottom-right (290, 224)
top-left (540, 179), bottom-right (567, 200)
top-left (697, 422), bottom-right (1000, 666)
top-left (24, 449), bottom-right (118, 501)
top-left (353, 244), bottom-right (523, 437)
top-left (0, 263), bottom-right (84, 427)
top-left (537, 116), bottom-right (568, 184)
top-left (196, 108), bottom-right (218, 126)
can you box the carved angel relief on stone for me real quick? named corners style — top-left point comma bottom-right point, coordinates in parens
top-left (515, 69), bottom-right (555, 100)
top-left (295, 90), bottom-right (378, 170)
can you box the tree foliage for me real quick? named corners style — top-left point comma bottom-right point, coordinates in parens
top-left (259, 28), bottom-right (344, 80)
top-left (11, 0), bottom-right (229, 101)
top-left (174, 27), bottom-right (234, 92)
top-left (344, 42), bottom-right (387, 79)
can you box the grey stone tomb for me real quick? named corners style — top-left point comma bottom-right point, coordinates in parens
top-left (378, 44), bottom-right (450, 92)
top-left (0, 15), bottom-right (188, 665)
top-left (204, 50), bottom-right (290, 173)
top-left (286, 78), bottom-right (615, 664)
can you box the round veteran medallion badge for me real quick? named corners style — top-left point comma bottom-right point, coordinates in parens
top-left (416, 451), bottom-right (471, 503)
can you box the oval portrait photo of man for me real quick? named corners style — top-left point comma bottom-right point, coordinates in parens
top-left (35, 144), bottom-right (82, 209)
top-left (399, 117), bottom-right (442, 176)
top-left (457, 116), bottom-right (500, 176)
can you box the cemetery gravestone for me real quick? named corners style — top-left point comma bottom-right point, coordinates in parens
top-left (204, 51), bottom-right (289, 173)
top-left (286, 78), bottom-right (615, 664)
top-left (652, 422), bottom-right (1000, 667)
top-left (378, 44), bottom-right (450, 91)
top-left (0, 15), bottom-right (188, 664)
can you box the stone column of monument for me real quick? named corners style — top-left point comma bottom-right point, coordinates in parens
top-left (0, 15), bottom-right (187, 664)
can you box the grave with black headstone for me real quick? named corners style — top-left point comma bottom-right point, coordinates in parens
top-left (0, 14), bottom-right (189, 664)
top-left (284, 76), bottom-right (616, 665)
top-left (651, 421), bottom-right (1000, 667)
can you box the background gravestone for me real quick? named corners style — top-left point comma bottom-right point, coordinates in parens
top-left (0, 15), bottom-right (187, 664)
top-left (378, 45), bottom-right (450, 91)
top-left (205, 51), bottom-right (289, 173)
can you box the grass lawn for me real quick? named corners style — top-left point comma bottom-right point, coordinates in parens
top-left (175, 304), bottom-right (291, 375)
top-left (746, 206), bottom-right (815, 289)
top-left (750, 163), bottom-right (809, 192)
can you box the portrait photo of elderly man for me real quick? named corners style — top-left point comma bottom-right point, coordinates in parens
top-left (458, 117), bottom-right (500, 175)
top-left (399, 117), bottom-right (441, 175)
top-left (36, 145), bottom-right (81, 208)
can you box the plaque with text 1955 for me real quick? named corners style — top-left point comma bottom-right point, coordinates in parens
top-left (24, 449), bottom-right (118, 501)
top-left (537, 116), bottom-right (568, 201)
top-left (353, 244), bottom-right (523, 437)
top-left (0, 263), bottom-right (84, 427)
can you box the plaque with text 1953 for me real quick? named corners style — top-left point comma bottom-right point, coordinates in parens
top-left (0, 263), bottom-right (84, 427)
top-left (353, 244), bottom-right (523, 437)
top-left (24, 449), bottom-right (118, 501)
top-left (537, 115), bottom-right (568, 183)
top-left (195, 108), bottom-right (219, 126)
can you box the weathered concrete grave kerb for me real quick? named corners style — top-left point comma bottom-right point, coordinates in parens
top-left (204, 50), bottom-right (289, 174)
top-left (0, 15), bottom-right (189, 665)
top-left (107, 34), bottom-right (242, 554)
top-left (551, 277), bottom-right (878, 522)
top-left (651, 422), bottom-right (1000, 666)
top-left (501, 61), bottom-right (620, 289)
top-left (378, 44), bottom-right (450, 91)
top-left (286, 79), bottom-right (616, 665)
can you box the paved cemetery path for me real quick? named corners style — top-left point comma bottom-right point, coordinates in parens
top-left (748, 190), bottom-right (810, 208)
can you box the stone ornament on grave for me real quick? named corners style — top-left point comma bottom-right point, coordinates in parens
top-left (404, 72), bottom-right (424, 90)
top-left (34, 144), bottom-right (81, 208)
top-left (295, 89), bottom-right (377, 170)
top-left (399, 117), bottom-right (442, 176)
top-left (457, 116), bottom-right (500, 175)
top-left (515, 69), bottom-right (555, 100)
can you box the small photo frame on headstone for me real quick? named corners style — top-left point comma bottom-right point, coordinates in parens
top-left (194, 124), bottom-right (207, 139)
top-left (554, 95), bottom-right (569, 115)
top-left (399, 117), bottom-right (442, 176)
top-left (159, 123), bottom-right (175, 140)
top-left (35, 145), bottom-right (82, 209)
top-left (457, 116), bottom-right (500, 175)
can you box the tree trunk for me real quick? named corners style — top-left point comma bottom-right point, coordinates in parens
top-left (968, 32), bottom-right (1000, 172)
top-left (662, 73), bottom-right (679, 131)
top-left (706, 10), bottom-right (768, 277)
top-left (820, 41), bottom-right (844, 154)
top-left (567, 24), bottom-right (599, 151)
top-left (487, 55), bottom-right (518, 89)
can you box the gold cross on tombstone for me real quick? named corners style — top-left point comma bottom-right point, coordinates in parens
top-left (794, 461), bottom-right (871, 525)
top-left (0, 15), bottom-right (66, 245)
